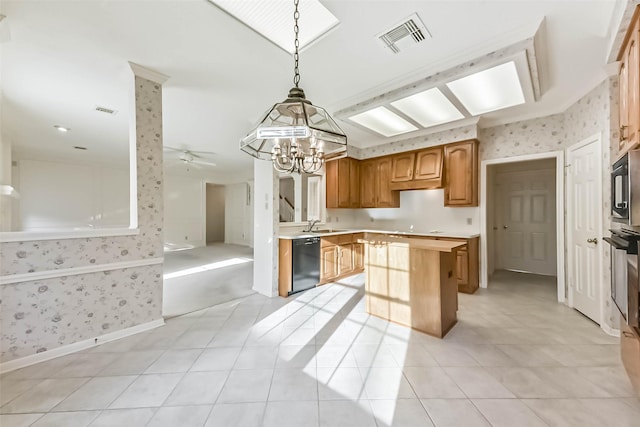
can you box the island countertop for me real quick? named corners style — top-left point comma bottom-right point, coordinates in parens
top-left (278, 228), bottom-right (480, 240)
top-left (358, 232), bottom-right (467, 252)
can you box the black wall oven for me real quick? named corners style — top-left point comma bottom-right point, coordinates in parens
top-left (612, 151), bottom-right (640, 225)
top-left (605, 228), bottom-right (640, 331)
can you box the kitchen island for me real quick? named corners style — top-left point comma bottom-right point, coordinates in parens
top-left (359, 232), bottom-right (466, 338)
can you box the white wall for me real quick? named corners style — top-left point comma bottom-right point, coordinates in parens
top-left (225, 181), bottom-right (253, 247)
top-left (348, 189), bottom-right (479, 234)
top-left (206, 183), bottom-right (225, 243)
top-left (164, 174), bottom-right (205, 247)
top-left (14, 159), bottom-right (129, 231)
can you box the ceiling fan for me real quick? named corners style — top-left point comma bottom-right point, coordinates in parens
top-left (164, 146), bottom-right (217, 168)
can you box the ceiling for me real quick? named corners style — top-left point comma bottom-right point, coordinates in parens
top-left (0, 1), bottom-right (624, 183)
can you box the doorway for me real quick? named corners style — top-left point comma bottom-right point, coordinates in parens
top-left (481, 151), bottom-right (565, 302)
top-left (206, 183), bottom-right (225, 243)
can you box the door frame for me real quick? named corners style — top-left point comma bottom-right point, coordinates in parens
top-left (566, 133), bottom-right (604, 324)
top-left (480, 151), bottom-right (566, 302)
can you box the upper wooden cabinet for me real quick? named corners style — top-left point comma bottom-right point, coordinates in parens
top-left (390, 147), bottom-right (444, 191)
top-left (618, 6), bottom-right (640, 157)
top-left (391, 153), bottom-right (415, 182)
top-left (326, 157), bottom-right (360, 209)
top-left (360, 157), bottom-right (400, 208)
top-left (444, 140), bottom-right (478, 207)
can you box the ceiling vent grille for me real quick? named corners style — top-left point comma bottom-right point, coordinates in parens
top-left (95, 106), bottom-right (117, 115)
top-left (377, 13), bottom-right (430, 54)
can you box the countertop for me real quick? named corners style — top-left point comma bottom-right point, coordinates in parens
top-left (278, 228), bottom-right (480, 240)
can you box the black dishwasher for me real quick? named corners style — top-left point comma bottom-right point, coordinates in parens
top-left (291, 237), bottom-right (320, 295)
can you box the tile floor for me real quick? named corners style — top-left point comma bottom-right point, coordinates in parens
top-left (1, 270), bottom-right (639, 427)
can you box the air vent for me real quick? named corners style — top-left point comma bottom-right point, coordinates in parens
top-left (377, 13), bottom-right (430, 54)
top-left (73, 146), bottom-right (87, 150)
top-left (95, 106), bottom-right (117, 115)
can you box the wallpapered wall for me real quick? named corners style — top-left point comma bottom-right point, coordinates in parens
top-left (0, 74), bottom-right (165, 363)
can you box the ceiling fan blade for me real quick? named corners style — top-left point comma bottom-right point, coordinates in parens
top-left (190, 159), bottom-right (217, 167)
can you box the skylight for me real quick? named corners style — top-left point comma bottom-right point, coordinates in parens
top-left (349, 107), bottom-right (418, 137)
top-left (446, 61), bottom-right (525, 116)
top-left (209, 0), bottom-right (339, 53)
top-left (390, 88), bottom-right (464, 128)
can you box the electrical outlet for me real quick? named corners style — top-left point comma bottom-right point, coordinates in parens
top-left (185, 236), bottom-right (188, 240)
top-left (370, 218), bottom-right (374, 222)
top-left (466, 218), bottom-right (472, 225)
top-left (336, 217), bottom-right (340, 223)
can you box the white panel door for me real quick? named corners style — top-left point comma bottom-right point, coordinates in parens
top-left (567, 137), bottom-right (602, 324)
top-left (497, 169), bottom-right (556, 275)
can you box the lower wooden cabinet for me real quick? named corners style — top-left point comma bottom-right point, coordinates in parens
top-left (422, 236), bottom-right (479, 294)
top-left (621, 320), bottom-right (640, 397)
top-left (319, 234), bottom-right (365, 284)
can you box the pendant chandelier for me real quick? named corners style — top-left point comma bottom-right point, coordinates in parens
top-left (240, 0), bottom-right (347, 174)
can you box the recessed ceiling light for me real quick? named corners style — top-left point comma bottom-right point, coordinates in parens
top-left (349, 106), bottom-right (418, 137)
top-left (391, 88), bottom-right (464, 128)
top-left (54, 125), bottom-right (70, 132)
top-left (446, 61), bottom-right (525, 116)
top-left (208, 0), bottom-right (339, 53)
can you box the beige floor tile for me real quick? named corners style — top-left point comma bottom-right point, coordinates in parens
top-left (319, 400), bottom-right (377, 427)
top-left (443, 367), bottom-right (515, 398)
top-left (97, 350), bottom-right (164, 376)
top-left (0, 379), bottom-right (41, 406)
top-left (108, 373), bottom-right (183, 408)
top-left (31, 411), bottom-right (100, 427)
top-left (190, 347), bottom-right (241, 371)
top-left (88, 408), bottom-right (156, 427)
top-left (370, 399), bottom-right (435, 427)
top-left (472, 399), bottom-right (548, 427)
top-left (216, 369), bottom-right (273, 403)
top-left (359, 367), bottom-right (416, 399)
top-left (1, 378), bottom-right (89, 413)
top-left (485, 367), bottom-right (566, 398)
top-left (204, 402), bottom-right (265, 427)
top-left (162, 371), bottom-right (228, 405)
top-left (263, 401), bottom-right (319, 427)
top-left (0, 414), bottom-right (45, 427)
top-left (402, 367), bottom-right (465, 399)
top-left (522, 398), bottom-right (605, 427)
top-left (53, 375), bottom-right (137, 411)
top-left (144, 349), bottom-right (203, 374)
top-left (421, 399), bottom-right (490, 427)
top-left (268, 368), bottom-right (318, 401)
top-left (146, 405), bottom-right (212, 427)
top-left (317, 367), bottom-right (366, 401)
top-left (233, 346), bottom-right (279, 369)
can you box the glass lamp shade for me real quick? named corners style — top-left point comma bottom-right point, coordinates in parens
top-left (240, 87), bottom-right (348, 165)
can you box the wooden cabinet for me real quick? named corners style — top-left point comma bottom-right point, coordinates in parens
top-left (390, 147), bottom-right (443, 191)
top-left (326, 157), bottom-right (360, 209)
top-left (444, 140), bottom-right (478, 207)
top-left (621, 320), bottom-right (640, 397)
top-left (425, 236), bottom-right (479, 294)
top-left (319, 233), bottom-right (365, 284)
top-left (619, 6), bottom-right (640, 156)
top-left (456, 247), bottom-right (469, 286)
top-left (360, 158), bottom-right (400, 208)
top-left (391, 153), bottom-right (415, 182)
top-left (321, 246), bottom-right (339, 281)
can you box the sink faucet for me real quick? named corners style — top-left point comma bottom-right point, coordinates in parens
top-left (303, 219), bottom-right (320, 232)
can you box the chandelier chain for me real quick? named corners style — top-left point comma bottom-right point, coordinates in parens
top-left (293, 0), bottom-right (300, 88)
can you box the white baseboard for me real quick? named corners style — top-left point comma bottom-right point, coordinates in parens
top-left (601, 323), bottom-right (621, 337)
top-left (0, 318), bottom-right (165, 374)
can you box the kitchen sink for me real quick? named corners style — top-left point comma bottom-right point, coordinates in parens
top-left (312, 228), bottom-right (348, 234)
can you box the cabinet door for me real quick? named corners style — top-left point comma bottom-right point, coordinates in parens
top-left (620, 50), bottom-right (630, 153)
top-left (456, 248), bottom-right (469, 285)
top-left (444, 140), bottom-right (478, 207)
top-left (337, 158), bottom-right (351, 208)
top-left (377, 157), bottom-right (400, 207)
top-left (325, 160), bottom-right (339, 209)
top-left (360, 160), bottom-right (377, 208)
top-left (628, 24), bottom-right (639, 150)
top-left (415, 148), bottom-right (443, 180)
top-left (349, 158), bottom-right (361, 208)
top-left (321, 246), bottom-right (338, 281)
top-left (338, 243), bottom-right (353, 275)
top-left (391, 153), bottom-right (415, 182)
top-left (353, 243), bottom-right (364, 271)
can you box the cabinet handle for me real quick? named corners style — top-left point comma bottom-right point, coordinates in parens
top-left (623, 331), bottom-right (635, 338)
top-left (620, 125), bottom-right (628, 141)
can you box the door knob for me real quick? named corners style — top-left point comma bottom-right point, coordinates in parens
top-left (503, 225), bottom-right (508, 229)
top-left (587, 238), bottom-right (598, 244)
